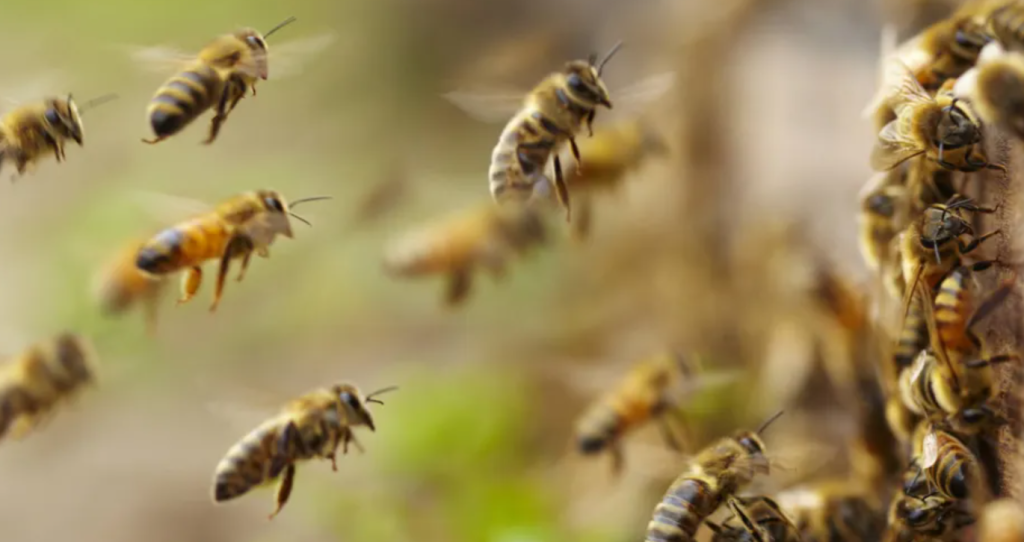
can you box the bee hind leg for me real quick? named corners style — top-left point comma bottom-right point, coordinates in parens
top-left (235, 251), bottom-right (253, 282)
top-left (203, 86), bottom-right (234, 145)
top-left (585, 110), bottom-right (595, 137)
top-left (958, 229), bottom-right (1002, 256)
top-left (553, 155), bottom-right (572, 222)
top-left (141, 136), bottom-right (167, 145)
top-left (178, 267), bottom-right (203, 305)
top-left (268, 464), bottom-right (296, 520)
top-left (444, 269), bottom-right (472, 307)
top-left (211, 236), bottom-right (254, 313)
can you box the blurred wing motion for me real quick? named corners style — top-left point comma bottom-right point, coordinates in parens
top-left (263, 33), bottom-right (337, 79)
top-left (126, 44), bottom-right (199, 74)
top-left (349, 163), bottom-right (412, 228)
top-left (0, 70), bottom-right (72, 110)
top-left (126, 189), bottom-right (213, 225)
top-left (443, 72), bottom-right (676, 124)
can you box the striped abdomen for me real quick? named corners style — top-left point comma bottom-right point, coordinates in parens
top-left (646, 477), bottom-right (722, 542)
top-left (147, 63), bottom-right (225, 139)
top-left (135, 215), bottom-right (233, 275)
top-left (0, 386), bottom-right (40, 440)
top-left (489, 108), bottom-right (564, 204)
top-left (933, 269), bottom-right (972, 352)
top-left (575, 402), bottom-right (624, 454)
top-left (927, 431), bottom-right (974, 500)
top-left (895, 296), bottom-right (929, 370)
top-left (213, 417), bottom-right (295, 502)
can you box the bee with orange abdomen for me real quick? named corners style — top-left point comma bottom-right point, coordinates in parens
top-left (644, 411), bottom-right (784, 542)
top-left (574, 351), bottom-right (714, 473)
top-left (0, 93), bottom-right (117, 181)
top-left (138, 17), bottom-right (298, 145)
top-left (134, 190), bottom-right (329, 312)
top-left (93, 237), bottom-right (169, 335)
top-left (382, 202), bottom-right (547, 306)
top-left (0, 333), bottom-right (96, 443)
top-left (211, 382), bottom-right (397, 519)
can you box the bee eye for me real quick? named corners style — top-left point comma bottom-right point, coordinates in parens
top-left (263, 197), bottom-right (285, 212)
top-left (339, 392), bottom-right (361, 409)
top-left (567, 73), bottom-right (586, 93)
top-left (247, 35), bottom-right (265, 49)
top-left (738, 436), bottom-right (763, 455)
top-left (44, 108), bottom-right (61, 126)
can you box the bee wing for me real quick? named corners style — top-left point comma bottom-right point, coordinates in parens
top-left (125, 190), bottom-right (213, 226)
top-left (748, 439), bottom-right (843, 494)
top-left (442, 88), bottom-right (529, 123)
top-left (264, 33), bottom-right (337, 80)
top-left (871, 120), bottom-right (925, 171)
top-left (348, 163), bottom-right (413, 228)
top-left (0, 70), bottom-right (73, 112)
top-left (883, 58), bottom-right (933, 114)
top-left (604, 71), bottom-right (676, 119)
top-left (124, 44), bottom-right (199, 75)
top-left (920, 430), bottom-right (939, 468)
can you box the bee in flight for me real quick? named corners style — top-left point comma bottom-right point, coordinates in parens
top-left (871, 58), bottom-right (1004, 175)
top-left (135, 16), bottom-right (330, 145)
top-left (93, 237), bottom-right (170, 335)
top-left (211, 382), bottom-right (397, 519)
top-left (644, 410), bottom-right (784, 542)
top-left (381, 201), bottom-right (547, 306)
top-left (0, 333), bottom-right (97, 443)
top-left (133, 189), bottom-right (330, 312)
top-left (444, 43), bottom-right (674, 221)
top-left (0, 93), bottom-right (117, 181)
top-left (574, 351), bottom-right (737, 474)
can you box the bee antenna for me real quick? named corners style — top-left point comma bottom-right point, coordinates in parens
top-left (264, 16), bottom-right (298, 40)
top-left (289, 195), bottom-right (332, 208)
top-left (756, 409), bottom-right (785, 435)
top-left (79, 93), bottom-right (119, 112)
top-left (289, 212), bottom-right (312, 227)
top-left (366, 385), bottom-right (399, 403)
top-left (596, 41), bottom-right (624, 76)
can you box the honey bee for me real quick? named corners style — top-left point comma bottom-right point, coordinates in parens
top-left (988, 1), bottom-right (1024, 52)
top-left (561, 120), bottom-right (668, 239)
top-left (0, 333), bottom-right (96, 442)
top-left (574, 351), bottom-right (729, 474)
top-left (0, 93), bottom-right (117, 181)
top-left (134, 190), bottom-right (330, 312)
top-left (93, 237), bottom-right (169, 335)
top-left (872, 59), bottom-right (1004, 175)
top-left (978, 499), bottom-right (1024, 542)
top-left (706, 496), bottom-right (800, 542)
top-left (886, 462), bottom-right (974, 542)
top-left (954, 40), bottom-right (1024, 140)
top-left (772, 481), bottom-right (886, 542)
top-left (381, 202), bottom-right (547, 306)
top-left (859, 171), bottom-right (909, 274)
top-left (139, 17), bottom-right (298, 145)
top-left (212, 382), bottom-right (397, 519)
top-left (644, 411), bottom-right (784, 542)
top-left (909, 419), bottom-right (986, 502)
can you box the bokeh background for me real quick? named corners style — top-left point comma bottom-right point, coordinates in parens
top-left (0, 0), bottom-right (980, 541)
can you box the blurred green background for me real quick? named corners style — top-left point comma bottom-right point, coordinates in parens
top-left (0, 0), bottom-right (970, 541)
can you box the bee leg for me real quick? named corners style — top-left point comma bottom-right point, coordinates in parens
top-left (178, 267), bottom-right (203, 305)
top-left (204, 86), bottom-right (234, 145)
top-left (609, 444), bottom-right (624, 476)
top-left (553, 155), bottom-right (572, 222)
top-left (958, 229), bottom-right (1002, 256)
top-left (585, 110), bottom-right (595, 137)
top-left (569, 137), bottom-right (582, 167)
top-left (141, 136), bottom-right (167, 145)
top-left (445, 269), bottom-right (472, 306)
top-left (268, 463), bottom-right (296, 520)
top-left (212, 236), bottom-right (253, 313)
top-left (236, 251), bottom-right (253, 282)
top-left (343, 429), bottom-right (365, 455)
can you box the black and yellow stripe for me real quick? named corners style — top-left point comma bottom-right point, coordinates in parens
top-left (147, 64), bottom-right (223, 138)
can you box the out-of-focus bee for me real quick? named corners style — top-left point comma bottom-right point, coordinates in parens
top-left (212, 382), bottom-right (397, 519)
top-left (644, 411), bottom-right (783, 542)
top-left (872, 59), bottom-right (1004, 175)
top-left (0, 333), bottom-right (96, 442)
top-left (136, 17), bottom-right (325, 145)
top-left (0, 93), bottom-right (117, 181)
top-left (859, 170), bottom-right (909, 274)
top-left (773, 480), bottom-right (886, 542)
top-left (93, 237), bottom-right (169, 335)
top-left (910, 419), bottom-right (986, 502)
top-left (954, 40), bottom-right (1024, 140)
top-left (574, 351), bottom-right (732, 473)
top-left (988, 1), bottom-right (1024, 52)
top-left (898, 0), bottom-right (1001, 91)
top-left (886, 461), bottom-right (974, 542)
top-left (134, 190), bottom-right (330, 312)
top-left (978, 499), bottom-right (1024, 542)
top-left (381, 202), bottom-right (547, 306)
top-left (706, 496), bottom-right (800, 542)
top-left (561, 120), bottom-right (668, 239)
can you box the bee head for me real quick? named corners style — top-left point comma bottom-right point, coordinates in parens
top-left (235, 28), bottom-right (270, 80)
top-left (732, 430), bottom-right (770, 475)
top-left (45, 95), bottom-right (84, 146)
top-left (865, 190), bottom-right (896, 217)
top-left (920, 205), bottom-right (971, 250)
top-left (255, 189), bottom-right (294, 239)
top-left (563, 61), bottom-right (613, 109)
top-left (332, 383), bottom-right (398, 433)
top-left (936, 99), bottom-right (982, 150)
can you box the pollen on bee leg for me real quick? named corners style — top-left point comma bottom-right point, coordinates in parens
top-left (178, 267), bottom-right (203, 305)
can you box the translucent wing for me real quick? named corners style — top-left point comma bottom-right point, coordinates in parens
top-left (871, 120), bottom-right (925, 171)
top-left (606, 71), bottom-right (676, 118)
top-left (883, 58), bottom-right (933, 116)
top-left (442, 88), bottom-right (528, 123)
top-left (125, 44), bottom-right (199, 75)
top-left (920, 430), bottom-right (938, 468)
top-left (124, 190), bottom-right (213, 227)
top-left (265, 33), bottom-right (337, 80)
top-left (0, 71), bottom-right (72, 112)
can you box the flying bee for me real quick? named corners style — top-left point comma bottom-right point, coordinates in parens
top-left (133, 189), bottom-right (330, 312)
top-left (644, 410), bottom-right (784, 542)
top-left (978, 499), bottom-right (1024, 542)
top-left (574, 351), bottom-right (738, 474)
top-left (872, 59), bottom-right (1004, 175)
top-left (561, 120), bottom-right (668, 239)
top-left (0, 333), bottom-right (96, 442)
top-left (909, 419), bottom-right (987, 502)
top-left (93, 237), bottom-right (169, 335)
top-left (772, 480), bottom-right (886, 542)
top-left (381, 201), bottom-right (547, 306)
top-left (134, 17), bottom-right (332, 145)
top-left (0, 93), bottom-right (117, 181)
top-left (706, 496), bottom-right (800, 542)
top-left (212, 382), bottom-right (397, 519)
top-left (443, 44), bottom-right (674, 221)
top-left (886, 462), bottom-right (974, 542)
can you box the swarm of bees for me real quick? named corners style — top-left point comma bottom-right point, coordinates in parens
top-left (3, 1), bottom-right (1024, 536)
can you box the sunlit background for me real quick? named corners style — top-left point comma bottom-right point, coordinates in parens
top-left (0, 0), bottom-right (978, 541)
